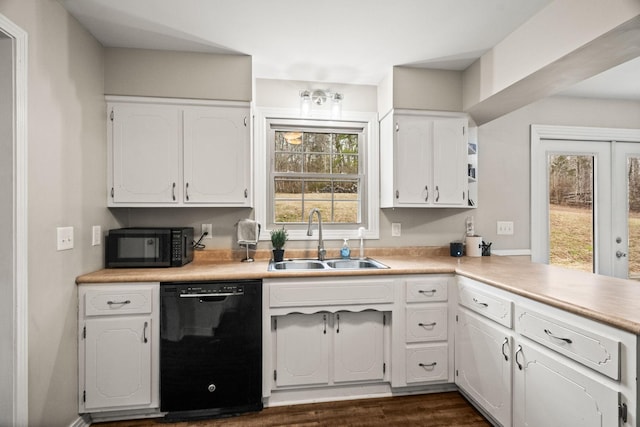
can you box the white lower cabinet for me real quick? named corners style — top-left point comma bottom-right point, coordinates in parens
top-left (512, 341), bottom-right (620, 427)
top-left (273, 310), bottom-right (385, 388)
top-left (455, 308), bottom-right (512, 427)
top-left (79, 283), bottom-right (160, 417)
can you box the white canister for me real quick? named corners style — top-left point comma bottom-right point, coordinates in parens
top-left (465, 236), bottom-right (483, 257)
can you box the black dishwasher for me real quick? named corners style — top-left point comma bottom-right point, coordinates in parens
top-left (160, 280), bottom-right (262, 420)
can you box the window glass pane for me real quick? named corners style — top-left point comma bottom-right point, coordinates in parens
top-left (334, 201), bottom-right (359, 223)
top-left (548, 154), bottom-right (594, 273)
top-left (271, 126), bottom-right (362, 225)
top-left (304, 153), bottom-right (330, 173)
top-left (627, 156), bottom-right (640, 279)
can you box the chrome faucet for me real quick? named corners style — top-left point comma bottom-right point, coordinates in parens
top-left (307, 208), bottom-right (326, 261)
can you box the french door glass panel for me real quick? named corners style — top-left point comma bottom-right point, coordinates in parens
top-left (548, 154), bottom-right (594, 273)
top-left (613, 143), bottom-right (640, 279)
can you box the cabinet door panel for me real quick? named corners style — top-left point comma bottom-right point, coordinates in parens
top-left (275, 313), bottom-right (330, 387)
top-left (432, 119), bottom-right (466, 205)
top-left (455, 309), bottom-right (512, 427)
top-left (395, 116), bottom-right (432, 205)
top-left (513, 342), bottom-right (619, 427)
top-left (183, 107), bottom-right (250, 205)
top-left (84, 317), bottom-right (152, 410)
top-left (334, 311), bottom-right (384, 383)
top-left (112, 104), bottom-right (181, 203)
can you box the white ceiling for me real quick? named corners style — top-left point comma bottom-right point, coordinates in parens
top-left (61, 0), bottom-right (640, 100)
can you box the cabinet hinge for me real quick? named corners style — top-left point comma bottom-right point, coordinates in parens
top-left (383, 314), bottom-right (386, 326)
top-left (619, 403), bottom-right (628, 423)
top-left (273, 370), bottom-right (277, 381)
top-left (462, 126), bottom-right (465, 135)
top-left (383, 363), bottom-right (386, 374)
top-left (455, 314), bottom-right (458, 322)
top-left (83, 390), bottom-right (86, 403)
top-left (455, 369), bottom-right (458, 377)
top-left (273, 318), bottom-right (277, 330)
top-left (110, 110), bottom-right (114, 122)
top-left (82, 325), bottom-right (86, 339)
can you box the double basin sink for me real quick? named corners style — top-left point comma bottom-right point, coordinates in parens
top-left (268, 257), bottom-right (389, 271)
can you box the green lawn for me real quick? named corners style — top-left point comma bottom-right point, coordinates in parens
top-left (550, 204), bottom-right (640, 276)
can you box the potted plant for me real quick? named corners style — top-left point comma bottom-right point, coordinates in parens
top-left (270, 227), bottom-right (288, 262)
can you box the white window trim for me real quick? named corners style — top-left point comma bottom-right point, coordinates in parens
top-left (254, 107), bottom-right (379, 241)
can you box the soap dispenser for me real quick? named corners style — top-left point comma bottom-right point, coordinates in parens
top-left (340, 238), bottom-right (351, 259)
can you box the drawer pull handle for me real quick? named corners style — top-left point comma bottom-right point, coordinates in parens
top-left (418, 322), bottom-right (437, 328)
top-left (472, 297), bottom-right (488, 308)
top-left (418, 289), bottom-right (437, 296)
top-left (515, 345), bottom-right (523, 370)
top-left (501, 337), bottom-right (509, 361)
top-left (107, 300), bottom-right (131, 306)
top-left (143, 321), bottom-right (148, 343)
top-left (544, 328), bottom-right (573, 344)
top-left (323, 314), bottom-right (327, 335)
top-left (419, 362), bottom-right (437, 369)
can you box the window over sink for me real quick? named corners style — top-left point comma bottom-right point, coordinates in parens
top-left (254, 110), bottom-right (379, 241)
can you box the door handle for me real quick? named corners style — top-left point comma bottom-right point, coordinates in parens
top-left (616, 250), bottom-right (627, 258)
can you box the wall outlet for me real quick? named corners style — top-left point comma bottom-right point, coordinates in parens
top-left (497, 221), bottom-right (514, 235)
top-left (391, 223), bottom-right (401, 237)
top-left (91, 225), bottom-right (101, 246)
top-left (57, 226), bottom-right (74, 251)
top-left (201, 224), bottom-right (213, 239)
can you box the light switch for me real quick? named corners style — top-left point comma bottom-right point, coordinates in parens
top-left (57, 226), bottom-right (74, 251)
top-left (92, 225), bottom-right (101, 246)
top-left (391, 223), bottom-right (401, 237)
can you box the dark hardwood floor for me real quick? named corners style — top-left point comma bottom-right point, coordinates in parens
top-left (94, 392), bottom-right (490, 427)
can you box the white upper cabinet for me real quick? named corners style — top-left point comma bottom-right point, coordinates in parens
top-left (111, 103), bottom-right (182, 204)
top-left (107, 97), bottom-right (251, 207)
top-left (380, 110), bottom-right (470, 208)
top-left (183, 106), bottom-right (250, 204)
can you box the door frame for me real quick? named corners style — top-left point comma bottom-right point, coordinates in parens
top-left (0, 12), bottom-right (28, 427)
top-left (531, 125), bottom-right (640, 277)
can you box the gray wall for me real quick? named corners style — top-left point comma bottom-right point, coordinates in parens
top-left (105, 48), bottom-right (252, 101)
top-left (0, 1), bottom-right (118, 425)
top-left (0, 33), bottom-right (14, 425)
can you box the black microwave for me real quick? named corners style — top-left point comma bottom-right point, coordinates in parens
top-left (105, 227), bottom-right (194, 268)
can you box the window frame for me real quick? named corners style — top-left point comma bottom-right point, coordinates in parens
top-left (254, 107), bottom-right (379, 242)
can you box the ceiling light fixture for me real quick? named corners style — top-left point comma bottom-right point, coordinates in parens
top-left (299, 89), bottom-right (344, 118)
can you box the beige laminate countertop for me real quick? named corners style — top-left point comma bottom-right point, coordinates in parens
top-left (76, 254), bottom-right (640, 335)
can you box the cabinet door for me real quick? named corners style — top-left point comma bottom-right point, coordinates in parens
top-left (513, 342), bottom-right (620, 427)
top-left (111, 103), bottom-right (181, 204)
top-left (183, 106), bottom-right (251, 205)
top-left (83, 317), bottom-right (152, 410)
top-left (394, 115), bottom-right (432, 205)
top-left (455, 308), bottom-right (512, 427)
top-left (334, 311), bottom-right (385, 383)
top-left (274, 313), bottom-right (330, 387)
top-left (432, 119), bottom-right (467, 205)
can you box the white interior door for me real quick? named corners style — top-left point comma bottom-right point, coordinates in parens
top-left (612, 143), bottom-right (640, 279)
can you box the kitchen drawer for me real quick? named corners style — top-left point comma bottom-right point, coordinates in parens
top-left (457, 277), bottom-right (512, 328)
top-left (406, 305), bottom-right (448, 343)
top-left (406, 276), bottom-right (449, 303)
top-left (84, 285), bottom-right (154, 316)
top-left (268, 277), bottom-right (394, 308)
top-left (515, 306), bottom-right (620, 380)
top-left (406, 344), bottom-right (449, 383)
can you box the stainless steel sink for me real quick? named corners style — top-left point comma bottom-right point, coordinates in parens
top-left (325, 258), bottom-right (388, 269)
top-left (268, 259), bottom-right (326, 270)
top-left (268, 258), bottom-right (388, 271)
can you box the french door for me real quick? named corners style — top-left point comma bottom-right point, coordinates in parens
top-left (613, 143), bottom-right (640, 279)
top-left (532, 126), bottom-right (640, 279)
